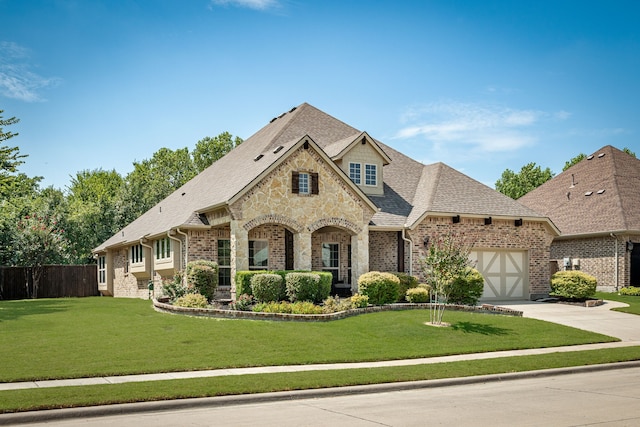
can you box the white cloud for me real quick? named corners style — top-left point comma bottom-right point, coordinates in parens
top-left (0, 41), bottom-right (60, 102)
top-left (209, 0), bottom-right (280, 10)
top-left (395, 101), bottom-right (549, 153)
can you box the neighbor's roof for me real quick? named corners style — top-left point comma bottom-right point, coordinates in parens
top-left (95, 103), bottom-right (554, 252)
top-left (518, 145), bottom-right (640, 236)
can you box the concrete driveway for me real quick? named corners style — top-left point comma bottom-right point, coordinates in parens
top-left (496, 299), bottom-right (640, 342)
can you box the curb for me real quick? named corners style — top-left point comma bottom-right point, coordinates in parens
top-left (2, 361), bottom-right (640, 425)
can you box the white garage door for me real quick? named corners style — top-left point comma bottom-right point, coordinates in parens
top-left (469, 250), bottom-right (528, 301)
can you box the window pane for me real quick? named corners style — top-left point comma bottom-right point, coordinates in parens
top-left (218, 267), bottom-right (231, 287)
top-left (298, 173), bottom-right (309, 194)
top-left (349, 163), bottom-right (361, 184)
top-left (322, 243), bottom-right (339, 268)
top-left (249, 240), bottom-right (268, 269)
top-left (218, 239), bottom-right (231, 266)
top-left (365, 164), bottom-right (377, 186)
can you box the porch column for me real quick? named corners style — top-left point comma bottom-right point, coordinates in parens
top-left (351, 227), bottom-right (369, 293)
top-left (294, 231), bottom-right (312, 271)
top-left (230, 220), bottom-right (248, 300)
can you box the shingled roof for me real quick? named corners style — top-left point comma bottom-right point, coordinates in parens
top-left (518, 145), bottom-right (640, 236)
top-left (95, 103), bottom-right (555, 252)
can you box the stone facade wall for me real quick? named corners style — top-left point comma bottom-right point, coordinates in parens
top-left (112, 248), bottom-right (150, 299)
top-left (407, 216), bottom-right (555, 298)
top-left (550, 234), bottom-right (638, 291)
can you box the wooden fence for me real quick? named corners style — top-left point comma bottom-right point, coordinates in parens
top-left (0, 265), bottom-right (99, 300)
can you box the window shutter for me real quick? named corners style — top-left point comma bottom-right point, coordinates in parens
top-left (311, 172), bottom-right (319, 195)
top-left (292, 171), bottom-right (299, 194)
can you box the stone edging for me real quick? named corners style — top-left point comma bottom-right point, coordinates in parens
top-left (153, 300), bottom-right (523, 322)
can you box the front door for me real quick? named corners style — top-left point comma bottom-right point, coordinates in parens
top-left (631, 243), bottom-right (640, 286)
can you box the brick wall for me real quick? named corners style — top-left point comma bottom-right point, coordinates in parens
top-left (550, 233), bottom-right (638, 291)
top-left (369, 231), bottom-right (410, 273)
top-left (407, 216), bottom-right (555, 298)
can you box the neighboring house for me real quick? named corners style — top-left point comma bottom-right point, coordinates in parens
top-left (519, 145), bottom-right (640, 291)
top-left (93, 103), bottom-right (558, 301)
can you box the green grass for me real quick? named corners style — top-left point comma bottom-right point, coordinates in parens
top-left (0, 297), bottom-right (617, 382)
top-left (1, 346), bottom-right (639, 413)
top-left (597, 291), bottom-right (640, 315)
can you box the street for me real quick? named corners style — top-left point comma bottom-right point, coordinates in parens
top-left (13, 366), bottom-right (640, 426)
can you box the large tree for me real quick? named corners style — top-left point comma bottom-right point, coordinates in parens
top-left (66, 169), bottom-right (124, 263)
top-left (0, 110), bottom-right (41, 200)
top-left (495, 162), bottom-right (555, 199)
top-left (192, 132), bottom-right (242, 173)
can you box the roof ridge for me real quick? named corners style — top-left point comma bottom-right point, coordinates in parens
top-left (261, 103), bottom-right (306, 152)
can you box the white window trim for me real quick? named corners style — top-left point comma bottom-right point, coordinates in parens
top-left (155, 237), bottom-right (172, 261)
top-left (349, 162), bottom-right (361, 185)
top-left (130, 244), bottom-right (144, 265)
top-left (298, 172), bottom-right (310, 194)
top-left (364, 163), bottom-right (377, 187)
top-left (98, 256), bottom-right (106, 284)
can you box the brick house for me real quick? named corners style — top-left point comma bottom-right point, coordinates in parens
top-left (519, 145), bottom-right (640, 291)
top-left (93, 103), bottom-right (558, 301)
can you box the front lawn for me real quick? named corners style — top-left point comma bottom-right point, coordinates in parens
top-left (0, 297), bottom-right (617, 383)
top-left (597, 291), bottom-right (640, 315)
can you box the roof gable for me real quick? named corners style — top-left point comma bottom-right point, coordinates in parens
top-left (519, 145), bottom-right (640, 235)
top-left (325, 131), bottom-right (391, 165)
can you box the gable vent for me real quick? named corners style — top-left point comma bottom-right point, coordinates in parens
top-left (253, 154), bottom-right (264, 162)
top-left (273, 145), bottom-right (284, 154)
top-left (585, 191), bottom-right (593, 196)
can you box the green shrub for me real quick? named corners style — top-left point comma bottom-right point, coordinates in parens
top-left (620, 286), bottom-right (640, 296)
top-left (392, 272), bottom-right (419, 302)
top-left (235, 270), bottom-right (269, 296)
top-left (447, 268), bottom-right (484, 306)
top-left (286, 272), bottom-right (330, 303)
top-left (349, 293), bottom-right (369, 308)
top-left (161, 274), bottom-right (188, 302)
top-left (186, 260), bottom-right (218, 301)
top-left (550, 271), bottom-right (598, 300)
top-left (250, 274), bottom-right (285, 303)
top-left (173, 293), bottom-right (209, 308)
top-left (252, 301), bottom-right (323, 314)
top-left (406, 287), bottom-right (430, 303)
top-left (229, 293), bottom-right (254, 311)
top-left (357, 271), bottom-right (400, 305)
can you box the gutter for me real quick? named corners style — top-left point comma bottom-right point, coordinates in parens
top-left (167, 231), bottom-right (184, 282)
top-left (176, 228), bottom-right (189, 271)
top-left (139, 237), bottom-right (154, 283)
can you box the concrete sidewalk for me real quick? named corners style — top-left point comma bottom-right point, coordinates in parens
top-left (2, 299), bottom-right (640, 392)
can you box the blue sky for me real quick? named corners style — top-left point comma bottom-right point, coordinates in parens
top-left (2, 0), bottom-right (639, 191)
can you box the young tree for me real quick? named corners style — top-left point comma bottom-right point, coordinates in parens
top-left (495, 162), bottom-right (554, 199)
top-left (421, 233), bottom-right (474, 325)
top-left (563, 153), bottom-right (587, 171)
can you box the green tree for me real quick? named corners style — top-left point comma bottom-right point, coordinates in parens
top-left (66, 169), bottom-right (124, 263)
top-left (0, 110), bottom-right (41, 200)
top-left (116, 147), bottom-right (197, 228)
top-left (563, 153), bottom-right (587, 171)
top-left (421, 233), bottom-right (474, 325)
top-left (192, 132), bottom-right (242, 173)
top-left (495, 162), bottom-right (554, 199)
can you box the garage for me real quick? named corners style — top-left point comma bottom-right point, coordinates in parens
top-left (469, 250), bottom-right (528, 301)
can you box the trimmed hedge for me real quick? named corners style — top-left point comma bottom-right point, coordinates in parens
top-left (406, 286), bottom-right (430, 303)
top-left (357, 271), bottom-right (400, 305)
top-left (392, 272), bottom-right (419, 302)
top-left (286, 272), bottom-right (331, 303)
top-left (550, 271), bottom-right (597, 300)
top-left (173, 293), bottom-right (209, 308)
top-left (250, 274), bottom-right (286, 303)
top-left (235, 270), bottom-right (331, 302)
top-left (186, 260), bottom-right (218, 301)
top-left (620, 286), bottom-right (640, 296)
top-left (448, 268), bottom-right (484, 306)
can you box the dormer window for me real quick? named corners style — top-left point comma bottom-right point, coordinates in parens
top-left (349, 163), bottom-right (361, 184)
top-left (365, 164), bottom-right (377, 186)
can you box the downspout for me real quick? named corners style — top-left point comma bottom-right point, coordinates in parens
top-left (176, 227), bottom-right (189, 271)
top-left (610, 233), bottom-right (619, 291)
top-left (401, 227), bottom-right (413, 276)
